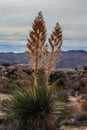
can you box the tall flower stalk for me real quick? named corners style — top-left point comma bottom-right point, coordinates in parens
top-left (27, 12), bottom-right (63, 86)
top-left (45, 23), bottom-right (62, 84)
top-left (27, 12), bottom-right (46, 87)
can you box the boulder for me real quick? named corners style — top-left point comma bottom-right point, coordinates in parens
top-left (72, 81), bottom-right (80, 90)
top-left (0, 77), bottom-right (10, 93)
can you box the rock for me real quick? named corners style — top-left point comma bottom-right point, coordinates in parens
top-left (72, 81), bottom-right (80, 91)
top-left (0, 125), bottom-right (7, 130)
top-left (0, 78), bottom-right (10, 93)
top-left (75, 112), bottom-right (87, 122)
top-left (70, 89), bottom-right (76, 97)
top-left (71, 74), bottom-right (78, 80)
top-left (80, 78), bottom-right (87, 86)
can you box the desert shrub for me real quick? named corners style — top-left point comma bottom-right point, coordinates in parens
top-left (83, 66), bottom-right (87, 72)
top-left (48, 71), bottom-right (66, 84)
top-left (7, 68), bottom-right (17, 75)
top-left (8, 75), bottom-right (17, 82)
top-left (48, 72), bottom-right (60, 83)
top-left (56, 77), bottom-right (67, 87)
top-left (2, 62), bottom-right (10, 67)
top-left (7, 86), bottom-right (67, 130)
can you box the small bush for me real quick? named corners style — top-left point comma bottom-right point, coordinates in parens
top-left (48, 72), bottom-right (60, 83)
top-left (48, 71), bottom-right (66, 84)
top-left (2, 62), bottom-right (10, 67)
top-left (83, 66), bottom-right (87, 72)
top-left (56, 77), bottom-right (67, 87)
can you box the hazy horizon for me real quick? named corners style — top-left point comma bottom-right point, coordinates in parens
top-left (0, 43), bottom-right (87, 53)
top-left (0, 0), bottom-right (87, 52)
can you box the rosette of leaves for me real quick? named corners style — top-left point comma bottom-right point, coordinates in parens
top-left (7, 86), bottom-right (67, 130)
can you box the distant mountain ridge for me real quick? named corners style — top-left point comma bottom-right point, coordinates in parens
top-left (0, 50), bottom-right (87, 68)
top-left (56, 50), bottom-right (87, 68)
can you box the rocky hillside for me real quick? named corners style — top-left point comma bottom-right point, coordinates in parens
top-left (57, 50), bottom-right (87, 68)
top-left (0, 50), bottom-right (87, 68)
top-left (0, 64), bottom-right (87, 129)
top-left (0, 52), bottom-right (29, 65)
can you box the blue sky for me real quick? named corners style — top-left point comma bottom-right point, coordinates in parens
top-left (0, 0), bottom-right (87, 52)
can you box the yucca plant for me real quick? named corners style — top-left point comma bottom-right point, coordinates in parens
top-left (7, 86), bottom-right (66, 130)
